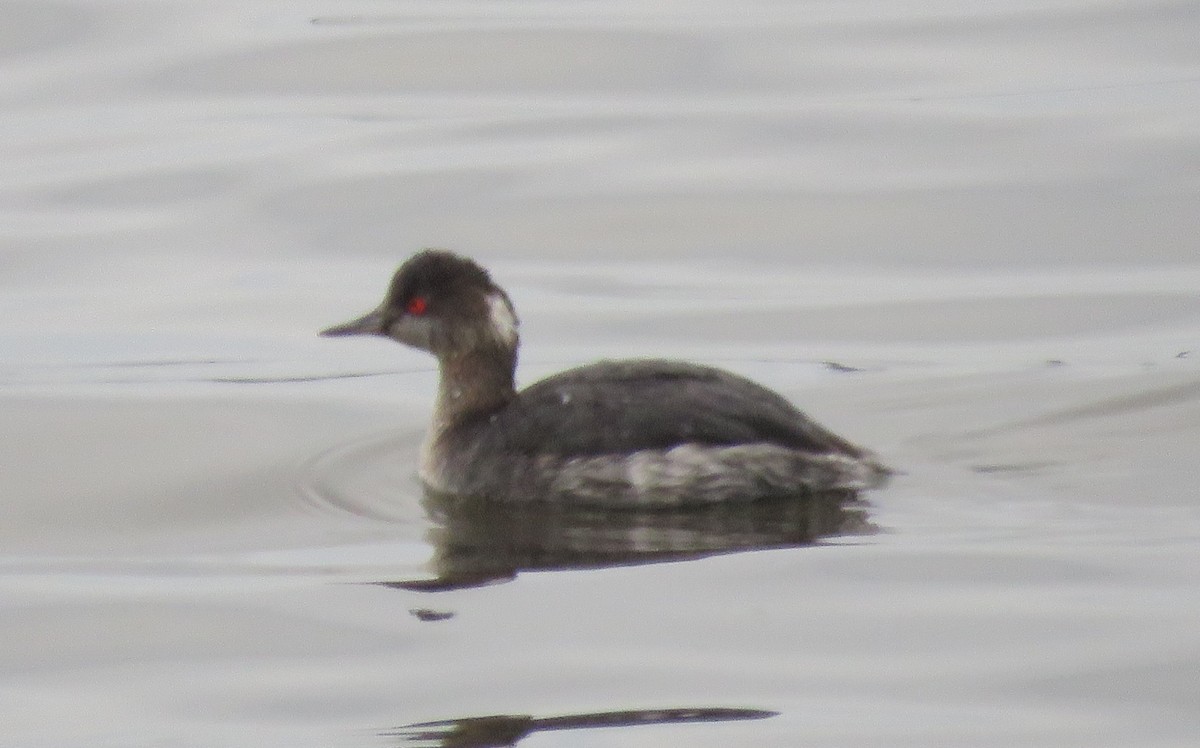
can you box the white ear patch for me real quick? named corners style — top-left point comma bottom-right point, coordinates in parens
top-left (486, 292), bottom-right (519, 346)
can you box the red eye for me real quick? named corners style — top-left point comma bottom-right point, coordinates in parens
top-left (405, 296), bottom-right (428, 316)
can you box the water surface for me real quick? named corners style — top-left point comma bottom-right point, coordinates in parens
top-left (2, 1), bottom-right (1199, 746)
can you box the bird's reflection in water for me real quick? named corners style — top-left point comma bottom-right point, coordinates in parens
top-left (381, 488), bottom-right (874, 591)
top-left (383, 706), bottom-right (777, 747)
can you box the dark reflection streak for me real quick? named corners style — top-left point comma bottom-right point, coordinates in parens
top-left (207, 370), bottom-right (406, 384)
top-left (81, 358), bottom-right (251, 368)
top-left (384, 707), bottom-right (777, 747)
top-left (5, 358), bottom-right (251, 373)
top-left (906, 74), bottom-right (1200, 102)
top-left (4, 372), bottom-right (408, 386)
top-left (410, 608), bottom-right (454, 622)
top-left (379, 488), bottom-right (874, 592)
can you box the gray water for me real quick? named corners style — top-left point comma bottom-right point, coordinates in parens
top-left (2, 1), bottom-right (1199, 746)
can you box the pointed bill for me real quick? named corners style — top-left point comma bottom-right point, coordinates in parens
top-left (320, 308), bottom-right (385, 337)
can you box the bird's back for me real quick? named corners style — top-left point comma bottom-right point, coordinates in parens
top-left (428, 359), bottom-right (886, 505)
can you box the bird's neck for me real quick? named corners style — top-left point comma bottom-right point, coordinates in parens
top-left (431, 345), bottom-right (517, 432)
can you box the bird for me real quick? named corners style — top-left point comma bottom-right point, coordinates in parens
top-left (322, 249), bottom-right (889, 507)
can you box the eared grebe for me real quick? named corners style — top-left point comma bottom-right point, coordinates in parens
top-left (322, 249), bottom-right (889, 506)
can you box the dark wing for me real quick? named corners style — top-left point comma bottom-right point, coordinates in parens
top-left (469, 359), bottom-right (868, 459)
